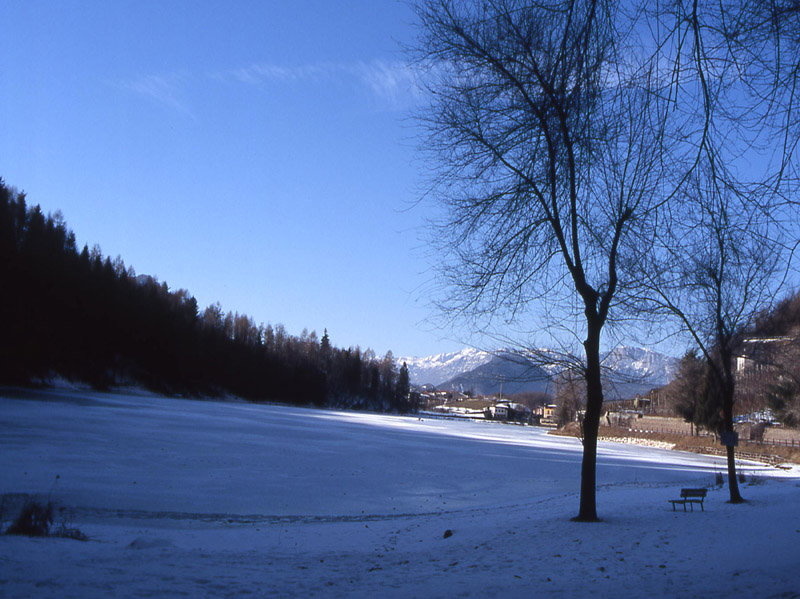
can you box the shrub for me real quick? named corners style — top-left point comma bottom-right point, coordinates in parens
top-left (4, 500), bottom-right (88, 541)
top-left (5, 501), bottom-right (54, 536)
top-left (53, 523), bottom-right (89, 541)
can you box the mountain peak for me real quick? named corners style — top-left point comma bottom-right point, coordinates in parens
top-left (399, 345), bottom-right (679, 399)
top-left (397, 348), bottom-right (492, 387)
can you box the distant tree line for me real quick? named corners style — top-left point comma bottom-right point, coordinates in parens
top-left (0, 179), bottom-right (414, 412)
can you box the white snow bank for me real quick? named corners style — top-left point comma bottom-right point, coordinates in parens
top-left (599, 435), bottom-right (677, 450)
top-left (1, 388), bottom-right (798, 598)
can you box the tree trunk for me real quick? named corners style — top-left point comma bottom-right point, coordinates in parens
top-left (721, 351), bottom-right (744, 503)
top-left (575, 326), bottom-right (603, 522)
top-left (722, 382), bottom-right (744, 503)
top-left (724, 444), bottom-right (743, 502)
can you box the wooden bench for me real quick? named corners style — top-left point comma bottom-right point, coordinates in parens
top-left (669, 488), bottom-right (707, 512)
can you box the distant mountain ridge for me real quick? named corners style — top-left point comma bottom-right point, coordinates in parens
top-left (398, 348), bottom-right (493, 387)
top-left (398, 346), bottom-right (679, 399)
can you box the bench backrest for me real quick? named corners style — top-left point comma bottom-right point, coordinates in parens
top-left (680, 488), bottom-right (707, 498)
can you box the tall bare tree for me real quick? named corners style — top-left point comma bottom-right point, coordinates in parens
top-left (412, 0), bottom-right (678, 521)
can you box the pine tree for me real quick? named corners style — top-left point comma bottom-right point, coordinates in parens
top-left (320, 329), bottom-right (331, 369)
top-left (397, 361), bottom-right (411, 412)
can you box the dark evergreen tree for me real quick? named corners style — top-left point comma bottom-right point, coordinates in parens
top-left (397, 362), bottom-right (411, 411)
top-left (767, 380), bottom-right (799, 428)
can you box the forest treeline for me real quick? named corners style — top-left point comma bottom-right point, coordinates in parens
top-left (0, 179), bottom-right (413, 411)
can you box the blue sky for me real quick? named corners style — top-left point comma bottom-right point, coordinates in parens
top-left (1, 0), bottom-right (464, 358)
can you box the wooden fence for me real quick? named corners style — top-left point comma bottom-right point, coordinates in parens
top-left (624, 425), bottom-right (800, 447)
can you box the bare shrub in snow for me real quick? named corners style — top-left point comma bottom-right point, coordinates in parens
top-left (5, 501), bottom-right (54, 537)
top-left (4, 500), bottom-right (88, 541)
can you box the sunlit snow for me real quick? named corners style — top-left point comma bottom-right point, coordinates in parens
top-left (1, 387), bottom-right (798, 598)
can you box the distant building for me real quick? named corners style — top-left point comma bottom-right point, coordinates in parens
top-left (736, 336), bottom-right (795, 375)
top-left (539, 404), bottom-right (558, 427)
top-left (489, 404), bottom-right (508, 420)
top-left (485, 401), bottom-right (532, 423)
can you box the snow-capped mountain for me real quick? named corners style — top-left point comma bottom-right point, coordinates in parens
top-left (399, 346), bottom-right (679, 399)
top-left (442, 351), bottom-right (553, 396)
top-left (396, 348), bottom-right (492, 387)
top-left (601, 346), bottom-right (678, 387)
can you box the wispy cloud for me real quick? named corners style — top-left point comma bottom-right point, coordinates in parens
top-left (353, 60), bottom-right (424, 109)
top-left (119, 60), bottom-right (425, 116)
top-left (216, 59), bottom-right (424, 111)
top-left (227, 62), bottom-right (334, 85)
top-left (119, 74), bottom-right (194, 118)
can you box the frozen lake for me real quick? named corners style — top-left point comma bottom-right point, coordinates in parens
top-left (1, 387), bottom-right (743, 518)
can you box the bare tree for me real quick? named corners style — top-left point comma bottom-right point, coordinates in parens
top-left (553, 370), bottom-right (586, 428)
top-left (411, 0), bottom-right (676, 521)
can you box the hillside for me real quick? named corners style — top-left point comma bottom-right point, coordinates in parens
top-left (441, 351), bottom-right (553, 396)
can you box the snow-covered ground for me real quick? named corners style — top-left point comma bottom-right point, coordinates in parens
top-left (1, 387), bottom-right (798, 598)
